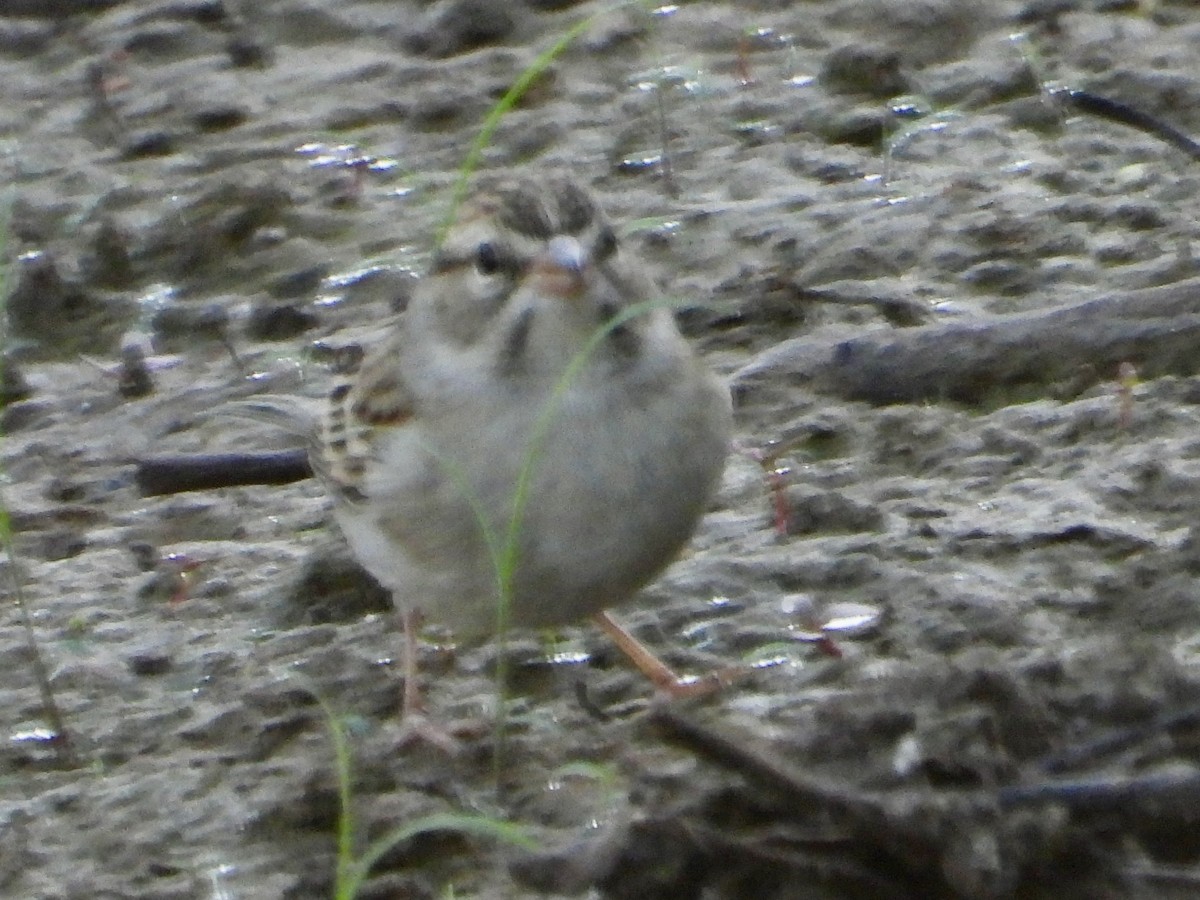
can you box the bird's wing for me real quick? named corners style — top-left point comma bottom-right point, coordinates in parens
top-left (315, 329), bottom-right (415, 503)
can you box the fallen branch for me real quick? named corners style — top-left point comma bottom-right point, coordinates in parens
top-left (1055, 88), bottom-right (1200, 163)
top-left (733, 276), bottom-right (1200, 406)
top-left (650, 705), bottom-right (1200, 896)
top-left (135, 449), bottom-right (311, 496)
top-left (0, 0), bottom-right (125, 15)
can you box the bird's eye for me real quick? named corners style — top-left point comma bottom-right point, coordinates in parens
top-left (594, 225), bottom-right (618, 261)
top-left (475, 241), bottom-right (502, 275)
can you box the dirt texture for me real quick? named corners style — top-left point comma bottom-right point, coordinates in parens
top-left (3, 1), bottom-right (1200, 898)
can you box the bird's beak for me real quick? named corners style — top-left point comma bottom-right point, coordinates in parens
top-left (532, 234), bottom-right (587, 300)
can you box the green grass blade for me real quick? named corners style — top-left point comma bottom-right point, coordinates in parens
top-left (0, 189), bottom-right (77, 765)
top-left (487, 295), bottom-right (686, 757)
top-left (324, 706), bottom-right (358, 900)
top-left (287, 673), bottom-right (358, 900)
top-left (344, 812), bottom-right (537, 898)
top-left (436, 0), bottom-right (648, 247)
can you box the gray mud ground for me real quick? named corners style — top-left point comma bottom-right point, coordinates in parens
top-left (3, 1), bottom-right (1200, 898)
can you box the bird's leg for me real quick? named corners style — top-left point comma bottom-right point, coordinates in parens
top-left (394, 605), bottom-right (462, 753)
top-left (591, 611), bottom-right (743, 699)
top-left (401, 604), bottom-right (424, 716)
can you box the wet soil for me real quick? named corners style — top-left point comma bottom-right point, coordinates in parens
top-left (3, 1), bottom-right (1200, 898)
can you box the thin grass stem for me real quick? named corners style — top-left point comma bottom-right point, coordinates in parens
top-left (436, 0), bottom-right (647, 248)
top-left (0, 190), bottom-right (77, 765)
top-left (344, 813), bottom-right (536, 899)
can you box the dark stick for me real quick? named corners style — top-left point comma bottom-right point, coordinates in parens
top-left (0, 0), bottom-right (125, 15)
top-left (998, 767), bottom-right (1200, 813)
top-left (1034, 701), bottom-right (1200, 774)
top-left (650, 705), bottom-right (888, 824)
top-left (135, 449), bottom-right (312, 496)
top-left (649, 706), bottom-right (954, 881)
top-left (651, 705), bottom-right (1200, 875)
top-left (1055, 87), bottom-right (1200, 162)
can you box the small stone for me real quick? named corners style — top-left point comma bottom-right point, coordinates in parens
top-left (7, 251), bottom-right (94, 340)
top-left (268, 264), bottom-right (329, 300)
top-left (821, 44), bottom-right (910, 98)
top-left (809, 104), bottom-right (890, 147)
top-left (128, 541), bottom-right (160, 572)
top-left (227, 33), bottom-right (271, 68)
top-left (191, 104), bottom-right (249, 131)
top-left (118, 343), bottom-right (154, 398)
top-left (150, 303), bottom-right (230, 343)
top-left (128, 652), bottom-right (172, 676)
top-left (281, 543), bottom-right (391, 626)
top-left (327, 265), bottom-right (418, 311)
top-left (406, 0), bottom-right (519, 58)
top-left (43, 477), bottom-right (85, 503)
top-left (123, 24), bottom-right (194, 59)
top-left (0, 361), bottom-right (32, 404)
top-left (0, 401), bottom-right (50, 433)
top-left (246, 302), bottom-right (318, 341)
top-left (121, 130), bottom-right (177, 158)
top-left (783, 486), bottom-right (885, 536)
top-left (39, 530), bottom-right (86, 561)
top-left (83, 218), bottom-right (134, 288)
top-left (309, 341), bottom-right (363, 374)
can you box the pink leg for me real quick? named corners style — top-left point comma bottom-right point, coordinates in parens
top-left (395, 605), bottom-right (461, 753)
top-left (591, 611), bottom-right (742, 699)
top-left (401, 605), bottom-right (423, 716)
